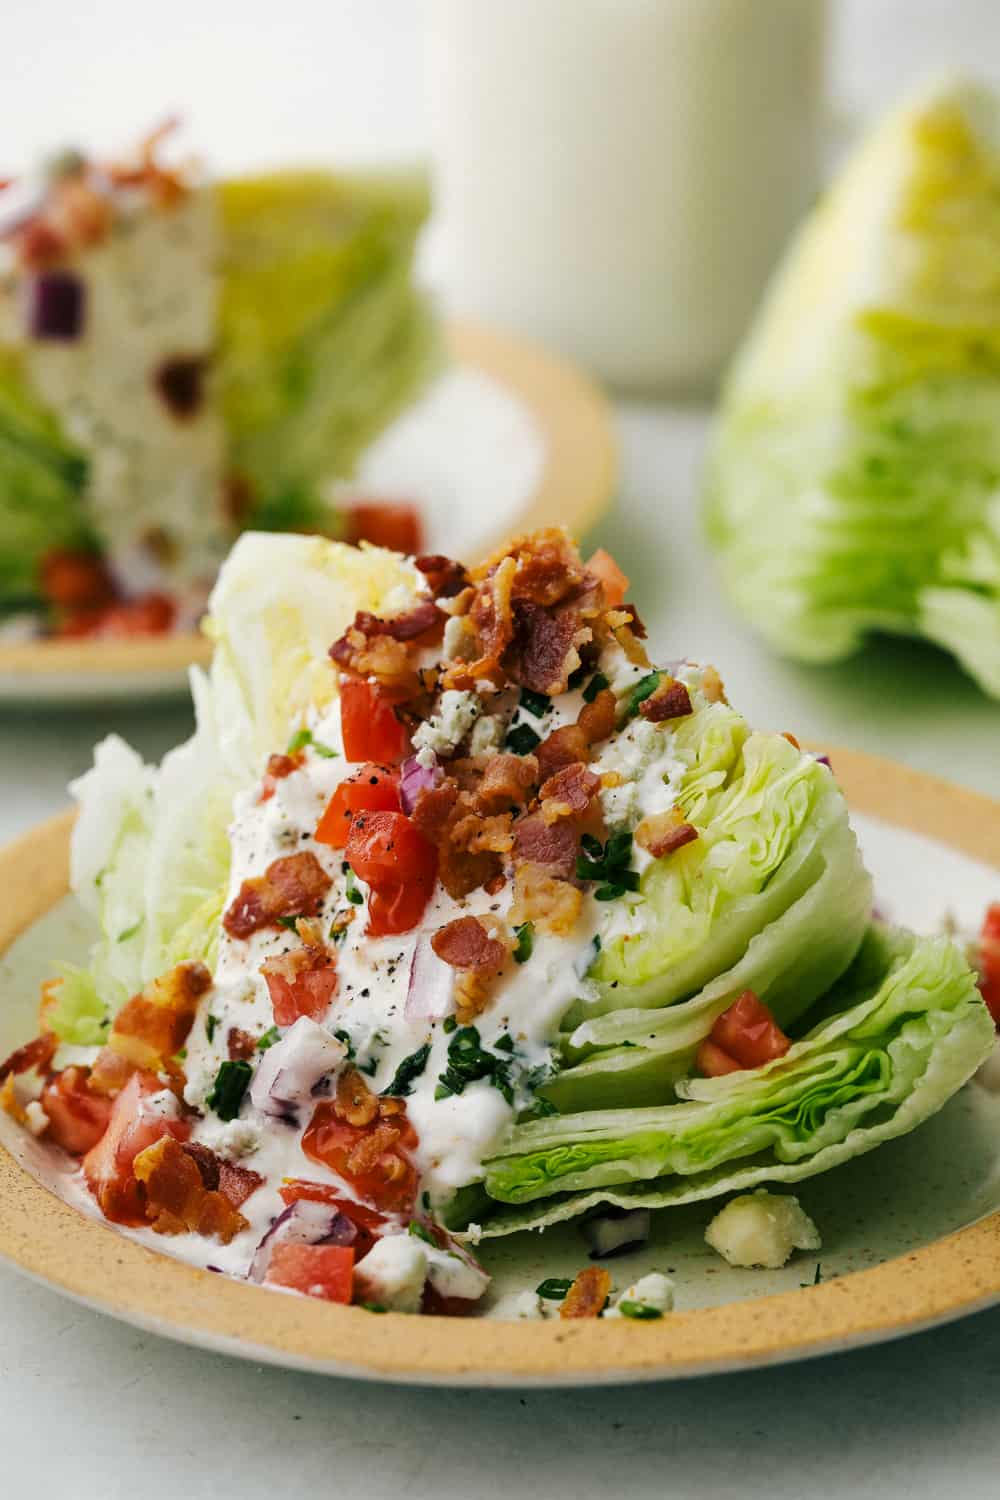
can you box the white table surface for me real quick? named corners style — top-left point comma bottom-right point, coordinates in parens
top-left (2, 4), bottom-right (1000, 1495)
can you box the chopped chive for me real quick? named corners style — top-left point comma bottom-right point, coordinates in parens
top-left (618, 1300), bottom-right (663, 1321)
top-left (344, 867), bottom-right (364, 905)
top-left (256, 1026), bottom-right (280, 1051)
top-left (519, 688), bottom-right (551, 718)
top-left (442, 1015), bottom-right (457, 1034)
top-left (494, 1033), bottom-right (515, 1054)
top-left (513, 921), bottom-right (534, 964)
top-left (116, 918), bottom-right (143, 943)
top-left (626, 671), bottom-right (662, 719)
top-left (520, 1095), bottom-right (558, 1120)
top-left (567, 664), bottom-right (587, 691)
top-left (361, 1303), bottom-right (388, 1313)
top-left (506, 723), bottom-right (542, 755)
top-left (205, 1014), bottom-right (219, 1043)
top-left (408, 1220), bottom-right (437, 1246)
top-left (207, 1060), bottom-right (253, 1121)
top-left (582, 672), bottom-right (610, 703)
top-left (536, 1277), bottom-right (573, 1301)
top-left (276, 913), bottom-right (307, 931)
top-left (333, 1028), bottom-right (356, 1060)
top-left (382, 1043), bottom-right (432, 1098)
top-left (286, 727), bottom-right (312, 753)
top-left (359, 1056), bottom-right (379, 1078)
top-left (813, 1263), bottom-right (822, 1285)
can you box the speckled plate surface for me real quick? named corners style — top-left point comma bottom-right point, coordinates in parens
top-left (0, 320), bottom-right (616, 706)
top-left (1, 748), bottom-right (998, 1385)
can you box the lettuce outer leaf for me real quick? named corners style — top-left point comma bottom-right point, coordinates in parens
top-left (474, 931), bottom-right (992, 1232)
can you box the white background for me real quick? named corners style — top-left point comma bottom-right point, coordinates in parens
top-left (2, 3), bottom-right (1000, 1496)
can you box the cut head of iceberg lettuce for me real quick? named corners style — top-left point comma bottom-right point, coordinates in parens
top-left (705, 75), bottom-right (1000, 697)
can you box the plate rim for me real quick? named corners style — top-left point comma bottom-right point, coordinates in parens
top-left (0, 318), bottom-right (616, 684)
top-left (1, 745), bottom-right (998, 1385)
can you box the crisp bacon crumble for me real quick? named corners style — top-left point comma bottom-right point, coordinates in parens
top-left (560, 1266), bottom-right (612, 1319)
top-left (223, 852), bottom-right (332, 939)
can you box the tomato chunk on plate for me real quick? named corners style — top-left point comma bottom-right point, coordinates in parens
top-left (261, 947), bottom-right (339, 1026)
top-left (41, 1066), bottom-right (113, 1155)
top-left (264, 1242), bottom-right (355, 1303)
top-left (315, 763), bottom-right (401, 849)
top-left (343, 501), bottom-right (423, 557)
top-left (345, 810), bottom-right (438, 936)
top-left (338, 678), bottom-right (410, 765)
top-left (302, 1100), bottom-right (419, 1215)
top-left (82, 1071), bottom-right (189, 1225)
top-left (979, 903), bottom-right (1000, 1026)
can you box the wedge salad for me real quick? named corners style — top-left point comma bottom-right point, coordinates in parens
top-left (1, 527), bottom-right (996, 1318)
top-left (0, 125), bottom-right (435, 641)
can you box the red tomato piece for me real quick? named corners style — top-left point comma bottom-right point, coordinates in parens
top-left (261, 947), bottom-right (339, 1026)
top-left (345, 811), bottom-right (438, 936)
top-left (979, 903), bottom-right (1000, 1026)
top-left (302, 1102), bottom-right (419, 1215)
top-left (344, 501), bottom-right (423, 557)
top-left (585, 548), bottom-right (629, 608)
top-left (339, 678), bottom-right (410, 765)
top-left (696, 991), bottom-right (791, 1077)
top-left (39, 549), bottom-right (117, 610)
top-left (279, 1180), bottom-right (387, 1260)
top-left (82, 1071), bottom-right (189, 1225)
top-left (41, 1066), bottom-right (113, 1156)
top-left (315, 763), bottom-right (401, 849)
top-left (264, 1242), bottom-right (354, 1303)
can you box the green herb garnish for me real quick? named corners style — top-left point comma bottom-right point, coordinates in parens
top-left (582, 671), bottom-right (610, 703)
top-left (536, 1278), bottom-right (573, 1300)
top-left (520, 1095), bottom-right (558, 1120)
top-left (506, 723), bottom-right (542, 755)
top-left (618, 1300), bottom-right (663, 1321)
top-left (333, 1028), bottom-right (356, 1060)
top-left (625, 671), bottom-right (662, 719)
top-left (361, 1303), bottom-right (388, 1314)
top-left (494, 1033), bottom-right (516, 1054)
top-left (344, 867), bottom-right (364, 905)
top-left (205, 1014), bottom-right (219, 1043)
top-left (513, 921), bottom-right (534, 965)
top-left (442, 1015), bottom-right (458, 1034)
top-left (567, 664), bottom-right (587, 690)
top-left (256, 1026), bottom-right (280, 1051)
top-left (408, 1220), bottom-right (438, 1246)
top-left (207, 1060), bottom-right (253, 1121)
top-left (116, 918), bottom-right (143, 944)
top-left (435, 1025), bottom-right (513, 1104)
top-left (576, 831), bottom-right (640, 900)
top-left (287, 727), bottom-right (338, 758)
top-left (277, 913), bottom-right (307, 931)
top-left (383, 1044), bottom-right (432, 1098)
top-left (519, 688), bottom-right (551, 718)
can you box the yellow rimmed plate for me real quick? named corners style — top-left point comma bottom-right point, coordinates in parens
top-left (0, 320), bottom-right (616, 706)
top-left (1, 748), bottom-right (999, 1385)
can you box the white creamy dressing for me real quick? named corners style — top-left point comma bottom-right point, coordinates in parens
top-left (135, 645), bottom-right (697, 1276)
top-left (0, 181), bottom-right (226, 589)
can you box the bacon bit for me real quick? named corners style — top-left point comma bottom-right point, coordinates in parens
top-left (180, 1140), bottom-right (220, 1190)
top-left (0, 1075), bottom-right (27, 1125)
top-left (223, 851), bottom-right (332, 939)
top-left (621, 603), bottom-right (648, 639)
top-left (635, 809), bottom-right (699, 859)
top-left (432, 915), bottom-right (508, 973)
top-left (595, 604), bottom-right (650, 670)
top-left (472, 528), bottom-right (587, 605)
top-left (330, 628), bottom-right (422, 698)
top-left (13, 217), bottom-right (67, 268)
top-left (577, 687), bottom-right (618, 745)
top-left (509, 862), bottom-right (583, 937)
top-left (260, 749), bottom-right (304, 802)
top-left (585, 549), bottom-right (629, 608)
top-left (343, 501), bottom-right (423, 556)
top-left (350, 601), bottom-right (443, 644)
top-left (87, 1046), bottom-right (139, 1097)
top-left (539, 762), bottom-right (600, 824)
top-left (346, 1122), bottom-right (406, 1178)
top-left (484, 871), bottom-right (507, 897)
top-left (641, 679), bottom-right (693, 723)
top-left (560, 1266), bottom-right (611, 1320)
top-left (227, 1028), bottom-right (257, 1062)
top-left (411, 779), bottom-right (501, 899)
top-left (335, 1068), bottom-right (380, 1128)
top-left (503, 599), bottom-right (590, 696)
top-left (701, 665), bottom-right (727, 704)
top-left (536, 723), bottom-right (591, 781)
top-left (476, 752), bottom-right (539, 812)
top-left (415, 554), bottom-right (470, 599)
top-left (513, 815), bottom-right (579, 879)
top-left (0, 1031), bottom-right (57, 1083)
top-left (463, 553), bottom-right (518, 682)
top-left (133, 1136), bottom-right (248, 1243)
top-left (449, 810), bottom-right (515, 855)
top-left (105, 961), bottom-right (211, 1072)
top-left (182, 1141), bottom-right (263, 1208)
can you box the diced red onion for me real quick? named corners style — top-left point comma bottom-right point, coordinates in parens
top-left (405, 935), bottom-right (455, 1021)
top-left (249, 1199), bottom-right (356, 1282)
top-left (249, 1016), bottom-right (347, 1119)
top-left (399, 755), bottom-right (442, 815)
top-left (815, 754), bottom-right (833, 770)
top-left (26, 270), bottom-right (85, 340)
top-left (582, 1207), bottom-right (651, 1260)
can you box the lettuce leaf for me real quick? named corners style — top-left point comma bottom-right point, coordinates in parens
top-left (476, 929), bottom-right (992, 1232)
top-left (705, 76), bottom-right (1000, 697)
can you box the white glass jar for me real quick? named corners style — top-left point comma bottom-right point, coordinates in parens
top-left (427, 0), bottom-right (828, 394)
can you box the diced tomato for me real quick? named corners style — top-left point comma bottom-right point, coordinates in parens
top-left (696, 991), bottom-right (791, 1077)
top-left (585, 548), bottom-right (629, 608)
top-left (41, 1066), bottom-right (113, 1155)
top-left (264, 1242), bottom-right (354, 1303)
top-left (82, 1071), bottom-right (189, 1225)
top-left (345, 810), bottom-right (438, 936)
top-left (315, 763), bottom-right (401, 849)
top-left (61, 591), bottom-right (177, 639)
top-left (339, 678), bottom-right (410, 765)
top-left (344, 501), bottom-right (423, 557)
top-left (279, 1180), bottom-right (387, 1260)
top-left (979, 903), bottom-right (1000, 1026)
top-left (302, 1101), bottom-right (419, 1215)
top-left (261, 947), bottom-right (339, 1026)
top-left (39, 549), bottom-right (117, 610)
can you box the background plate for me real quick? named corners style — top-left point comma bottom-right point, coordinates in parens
top-left (0, 320), bottom-right (615, 706)
top-left (0, 748), bottom-right (998, 1385)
